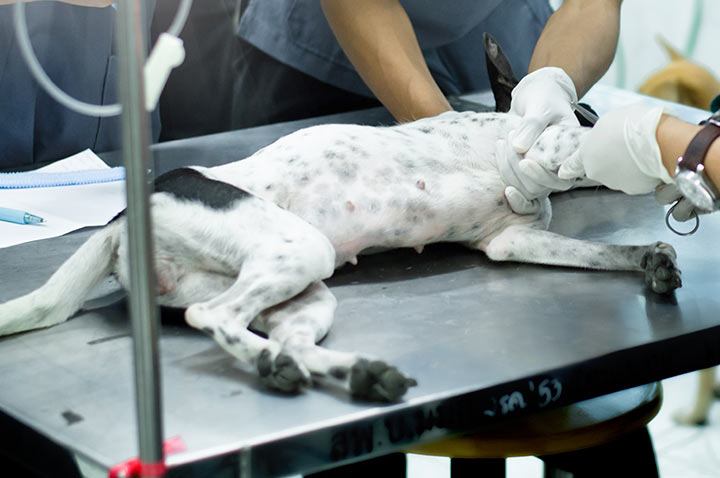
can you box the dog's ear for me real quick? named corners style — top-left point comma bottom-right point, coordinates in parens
top-left (483, 32), bottom-right (599, 125)
top-left (483, 32), bottom-right (518, 113)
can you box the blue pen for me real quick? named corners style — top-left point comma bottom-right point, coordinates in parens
top-left (0, 206), bottom-right (45, 225)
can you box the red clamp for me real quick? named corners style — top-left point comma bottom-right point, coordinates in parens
top-left (108, 436), bottom-right (186, 478)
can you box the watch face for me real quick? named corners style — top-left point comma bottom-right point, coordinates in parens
top-left (674, 170), bottom-right (715, 211)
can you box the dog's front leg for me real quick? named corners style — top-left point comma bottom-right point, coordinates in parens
top-left (480, 225), bottom-right (681, 294)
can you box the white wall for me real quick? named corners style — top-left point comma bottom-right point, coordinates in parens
top-left (598, 0), bottom-right (720, 92)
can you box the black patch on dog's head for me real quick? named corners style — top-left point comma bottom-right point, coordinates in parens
top-left (154, 168), bottom-right (250, 210)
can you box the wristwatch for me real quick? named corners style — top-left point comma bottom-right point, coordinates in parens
top-left (674, 117), bottom-right (720, 212)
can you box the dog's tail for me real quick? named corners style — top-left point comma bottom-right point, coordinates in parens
top-left (657, 35), bottom-right (684, 62)
top-left (0, 221), bottom-right (122, 336)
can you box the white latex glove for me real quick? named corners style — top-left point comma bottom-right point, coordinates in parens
top-left (558, 104), bottom-right (673, 195)
top-left (508, 67), bottom-right (580, 153)
top-left (497, 137), bottom-right (582, 214)
top-left (496, 139), bottom-right (543, 214)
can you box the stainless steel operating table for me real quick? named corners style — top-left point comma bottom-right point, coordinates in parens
top-left (1, 87), bottom-right (719, 477)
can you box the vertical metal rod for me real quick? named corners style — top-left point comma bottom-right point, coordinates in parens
top-left (115, 1), bottom-right (164, 477)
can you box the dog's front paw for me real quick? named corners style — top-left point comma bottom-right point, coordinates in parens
top-left (349, 359), bottom-right (417, 402)
top-left (641, 242), bottom-right (682, 294)
top-left (257, 349), bottom-right (312, 393)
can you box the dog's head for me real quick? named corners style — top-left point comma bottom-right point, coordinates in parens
top-left (638, 36), bottom-right (720, 110)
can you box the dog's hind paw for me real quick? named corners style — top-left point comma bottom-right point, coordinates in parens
top-left (641, 242), bottom-right (682, 294)
top-left (349, 359), bottom-right (418, 402)
top-left (257, 349), bottom-right (311, 393)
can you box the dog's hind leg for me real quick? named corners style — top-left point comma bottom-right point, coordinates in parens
top-left (256, 281), bottom-right (417, 401)
top-left (480, 225), bottom-right (681, 294)
top-left (0, 221), bottom-right (122, 336)
top-left (183, 213), bottom-right (338, 393)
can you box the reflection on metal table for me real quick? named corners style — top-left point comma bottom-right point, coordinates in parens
top-left (1, 86), bottom-right (719, 477)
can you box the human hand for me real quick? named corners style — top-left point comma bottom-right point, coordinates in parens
top-left (557, 104), bottom-right (673, 195)
top-left (497, 136), bottom-right (582, 214)
top-left (508, 67), bottom-right (579, 153)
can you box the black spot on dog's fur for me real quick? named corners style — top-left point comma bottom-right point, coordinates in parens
top-left (329, 366), bottom-right (349, 380)
top-left (258, 349), bottom-right (273, 377)
top-left (154, 168), bottom-right (250, 210)
top-left (219, 327), bottom-right (241, 345)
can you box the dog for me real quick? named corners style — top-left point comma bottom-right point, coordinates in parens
top-left (638, 36), bottom-right (720, 111)
top-left (0, 37), bottom-right (682, 403)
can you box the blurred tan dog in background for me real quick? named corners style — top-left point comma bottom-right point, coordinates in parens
top-left (640, 36), bottom-right (720, 426)
top-left (638, 36), bottom-right (720, 110)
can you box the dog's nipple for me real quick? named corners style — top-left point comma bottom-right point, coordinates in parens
top-left (414, 245), bottom-right (424, 254)
top-left (416, 180), bottom-right (426, 190)
top-left (346, 201), bottom-right (355, 212)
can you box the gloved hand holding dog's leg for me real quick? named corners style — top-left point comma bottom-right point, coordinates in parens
top-left (508, 67), bottom-right (580, 153)
top-left (497, 137), bottom-right (583, 214)
top-left (504, 103), bottom-right (704, 222)
top-left (558, 104), bottom-right (672, 193)
top-left (501, 67), bottom-right (581, 213)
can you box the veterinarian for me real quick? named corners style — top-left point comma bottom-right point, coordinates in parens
top-left (0, 0), bottom-right (158, 169)
top-left (232, 0), bottom-right (620, 128)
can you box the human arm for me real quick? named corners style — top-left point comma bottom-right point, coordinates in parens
top-left (528, 0), bottom-right (622, 99)
top-left (500, 0), bottom-right (624, 212)
top-left (320, 0), bottom-right (451, 122)
top-left (0, 1), bottom-right (114, 5)
top-left (507, 0), bottom-right (622, 154)
top-left (656, 115), bottom-right (720, 189)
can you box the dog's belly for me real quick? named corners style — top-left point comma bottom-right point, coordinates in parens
top-left (270, 173), bottom-right (514, 263)
top-left (197, 110), bottom-right (586, 266)
top-left (201, 112), bottom-right (540, 263)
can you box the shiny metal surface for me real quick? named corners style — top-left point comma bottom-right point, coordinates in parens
top-left (1, 91), bottom-right (720, 477)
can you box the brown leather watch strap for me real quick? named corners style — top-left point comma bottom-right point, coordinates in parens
top-left (680, 120), bottom-right (720, 172)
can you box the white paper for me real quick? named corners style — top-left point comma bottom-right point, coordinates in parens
top-left (0, 150), bottom-right (126, 248)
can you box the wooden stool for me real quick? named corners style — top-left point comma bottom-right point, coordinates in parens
top-left (406, 382), bottom-right (662, 478)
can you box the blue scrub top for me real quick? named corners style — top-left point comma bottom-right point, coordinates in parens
top-left (0, 2), bottom-right (158, 169)
top-left (238, 0), bottom-right (553, 98)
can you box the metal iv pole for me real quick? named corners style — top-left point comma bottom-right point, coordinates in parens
top-left (115, 1), bottom-right (165, 476)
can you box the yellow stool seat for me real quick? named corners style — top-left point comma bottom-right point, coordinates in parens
top-left (407, 382), bottom-right (662, 468)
